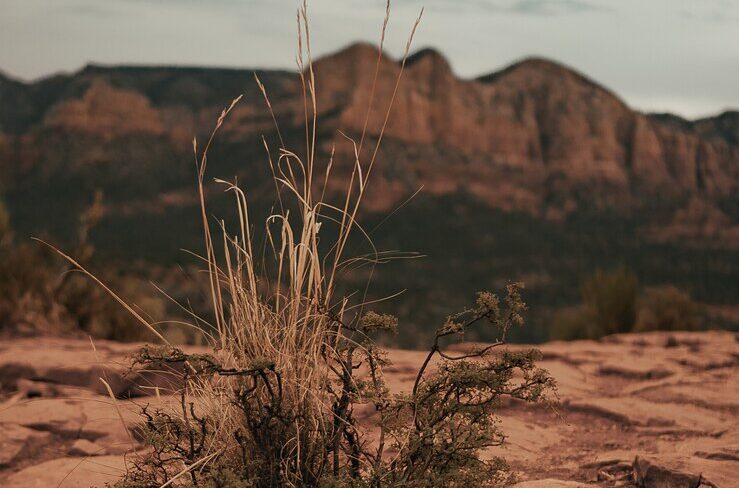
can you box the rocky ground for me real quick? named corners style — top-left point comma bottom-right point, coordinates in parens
top-left (0, 331), bottom-right (736, 487)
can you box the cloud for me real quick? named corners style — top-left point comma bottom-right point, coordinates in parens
top-left (677, 0), bottom-right (738, 22)
top-left (390, 0), bottom-right (610, 16)
top-left (510, 0), bottom-right (606, 15)
top-left (115, 0), bottom-right (259, 4)
top-left (61, 0), bottom-right (608, 20)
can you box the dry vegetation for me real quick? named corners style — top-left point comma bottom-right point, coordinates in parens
top-left (551, 266), bottom-right (704, 341)
top-left (28, 3), bottom-right (554, 486)
top-left (0, 191), bottom-right (167, 341)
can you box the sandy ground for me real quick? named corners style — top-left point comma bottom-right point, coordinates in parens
top-left (0, 331), bottom-right (736, 487)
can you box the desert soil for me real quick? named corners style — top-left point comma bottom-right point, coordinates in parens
top-left (0, 331), bottom-right (736, 487)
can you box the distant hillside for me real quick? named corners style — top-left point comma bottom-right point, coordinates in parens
top-left (1, 44), bottom-right (737, 344)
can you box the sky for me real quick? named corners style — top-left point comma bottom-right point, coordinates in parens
top-left (0, 0), bottom-right (737, 119)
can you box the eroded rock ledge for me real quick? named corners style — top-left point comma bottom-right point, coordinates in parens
top-left (0, 331), bottom-right (736, 487)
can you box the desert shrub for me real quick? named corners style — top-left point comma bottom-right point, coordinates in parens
top-left (61, 273), bottom-right (167, 341)
top-left (0, 193), bottom-right (166, 341)
top-left (0, 239), bottom-right (166, 341)
top-left (0, 194), bottom-right (69, 334)
top-left (551, 268), bottom-right (705, 339)
top-left (92, 4), bottom-right (554, 486)
top-left (635, 285), bottom-right (702, 332)
top-left (115, 286), bottom-right (552, 487)
top-left (551, 267), bottom-right (638, 340)
top-left (0, 241), bottom-right (71, 336)
top-left (551, 305), bottom-right (592, 340)
top-left (580, 266), bottom-right (638, 336)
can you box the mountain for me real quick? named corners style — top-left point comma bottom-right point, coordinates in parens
top-left (308, 44), bottom-right (738, 214)
top-left (2, 44), bottom-right (737, 218)
top-left (1, 44), bottom-right (737, 344)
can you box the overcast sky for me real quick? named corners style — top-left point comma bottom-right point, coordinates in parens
top-left (1, 0), bottom-right (737, 118)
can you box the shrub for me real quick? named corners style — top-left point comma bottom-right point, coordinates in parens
top-left (635, 285), bottom-right (702, 332)
top-left (551, 268), bottom-right (703, 340)
top-left (0, 241), bottom-right (72, 336)
top-left (116, 285), bottom-right (552, 487)
top-left (580, 266), bottom-right (638, 336)
top-left (0, 240), bottom-right (166, 341)
top-left (551, 305), bottom-right (592, 340)
top-left (60, 273), bottom-right (167, 342)
top-left (92, 3), bottom-right (554, 486)
top-left (0, 193), bottom-right (165, 341)
top-left (551, 267), bottom-right (639, 340)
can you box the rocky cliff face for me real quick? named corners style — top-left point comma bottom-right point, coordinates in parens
top-left (307, 44), bottom-right (738, 216)
top-left (1, 44), bottom-right (736, 220)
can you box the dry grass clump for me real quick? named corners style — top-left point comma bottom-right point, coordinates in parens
top-left (43, 2), bottom-right (554, 486)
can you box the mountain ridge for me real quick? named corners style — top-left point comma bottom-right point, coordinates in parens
top-left (1, 45), bottom-right (733, 124)
top-left (1, 43), bottom-right (737, 342)
top-left (1, 43), bottom-right (737, 220)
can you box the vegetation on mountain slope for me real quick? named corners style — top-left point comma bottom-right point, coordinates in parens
top-left (551, 267), bottom-right (703, 340)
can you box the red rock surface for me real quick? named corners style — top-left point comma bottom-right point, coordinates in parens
top-left (0, 331), bottom-right (736, 486)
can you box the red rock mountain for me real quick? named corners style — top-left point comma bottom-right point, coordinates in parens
top-left (303, 44), bottom-right (738, 215)
top-left (2, 43), bottom-right (737, 213)
top-left (0, 43), bottom-right (737, 343)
